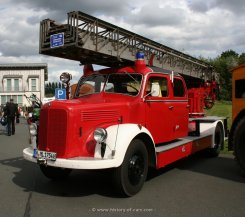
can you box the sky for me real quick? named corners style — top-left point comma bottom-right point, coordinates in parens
top-left (0, 0), bottom-right (245, 83)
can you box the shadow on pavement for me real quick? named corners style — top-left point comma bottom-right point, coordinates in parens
top-left (0, 152), bottom-right (244, 198)
top-left (0, 127), bottom-right (7, 135)
top-left (147, 152), bottom-right (245, 183)
top-left (0, 156), bottom-right (120, 198)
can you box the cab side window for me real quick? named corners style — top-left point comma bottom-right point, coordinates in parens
top-left (147, 76), bottom-right (168, 97)
top-left (235, 79), bottom-right (245, 98)
top-left (173, 78), bottom-right (185, 97)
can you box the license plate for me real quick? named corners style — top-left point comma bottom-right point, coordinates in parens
top-left (36, 150), bottom-right (57, 161)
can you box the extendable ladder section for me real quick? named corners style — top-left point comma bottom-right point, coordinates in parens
top-left (40, 11), bottom-right (214, 79)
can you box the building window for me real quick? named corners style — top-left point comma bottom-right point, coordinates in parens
top-left (6, 95), bottom-right (11, 102)
top-left (1, 95), bottom-right (23, 106)
top-left (14, 79), bottom-right (19, 91)
top-left (12, 95), bottom-right (17, 103)
top-left (31, 78), bottom-right (37, 91)
top-left (1, 95), bottom-right (6, 105)
top-left (7, 79), bottom-right (11, 91)
top-left (18, 95), bottom-right (23, 106)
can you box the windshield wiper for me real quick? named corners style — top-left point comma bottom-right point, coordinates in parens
top-left (124, 71), bottom-right (140, 84)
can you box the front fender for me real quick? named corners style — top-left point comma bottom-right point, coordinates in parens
top-left (94, 124), bottom-right (155, 167)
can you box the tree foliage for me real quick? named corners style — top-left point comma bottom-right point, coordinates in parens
top-left (238, 53), bottom-right (245, 65)
top-left (45, 82), bottom-right (65, 97)
top-left (210, 50), bottom-right (245, 101)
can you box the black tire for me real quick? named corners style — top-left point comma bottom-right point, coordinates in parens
top-left (207, 122), bottom-right (224, 157)
top-left (114, 139), bottom-right (148, 197)
top-left (40, 165), bottom-right (72, 180)
top-left (233, 117), bottom-right (245, 172)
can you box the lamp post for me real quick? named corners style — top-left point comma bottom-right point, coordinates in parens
top-left (60, 72), bottom-right (72, 99)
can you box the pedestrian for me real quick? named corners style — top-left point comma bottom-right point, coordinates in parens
top-left (2, 104), bottom-right (8, 135)
top-left (16, 106), bottom-right (20, 124)
top-left (4, 99), bottom-right (18, 136)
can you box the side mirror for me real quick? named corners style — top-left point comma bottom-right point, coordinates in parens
top-left (151, 83), bottom-right (161, 97)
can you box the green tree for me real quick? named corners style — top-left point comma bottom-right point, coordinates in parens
top-left (239, 53), bottom-right (245, 65)
top-left (220, 50), bottom-right (239, 59)
top-left (211, 50), bottom-right (239, 101)
top-left (45, 82), bottom-right (52, 97)
top-left (51, 82), bottom-right (55, 90)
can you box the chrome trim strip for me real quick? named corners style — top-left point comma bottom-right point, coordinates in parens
top-left (145, 99), bottom-right (188, 102)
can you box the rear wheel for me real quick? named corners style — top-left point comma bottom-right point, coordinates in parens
top-left (207, 122), bottom-right (224, 157)
top-left (233, 117), bottom-right (245, 172)
top-left (114, 139), bottom-right (148, 197)
top-left (40, 165), bottom-right (72, 180)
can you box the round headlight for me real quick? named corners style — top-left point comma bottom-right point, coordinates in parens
top-left (29, 124), bottom-right (37, 136)
top-left (94, 128), bottom-right (107, 143)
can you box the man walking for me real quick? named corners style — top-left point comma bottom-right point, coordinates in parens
top-left (4, 99), bottom-right (18, 136)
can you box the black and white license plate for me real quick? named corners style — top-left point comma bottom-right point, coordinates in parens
top-left (36, 150), bottom-right (57, 161)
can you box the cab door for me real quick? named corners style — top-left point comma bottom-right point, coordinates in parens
top-left (144, 74), bottom-right (175, 144)
top-left (172, 76), bottom-right (189, 138)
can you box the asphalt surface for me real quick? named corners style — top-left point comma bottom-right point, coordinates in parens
top-left (0, 118), bottom-right (245, 217)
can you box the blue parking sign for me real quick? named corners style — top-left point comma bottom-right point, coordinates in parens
top-left (55, 88), bottom-right (66, 100)
top-left (50, 33), bottom-right (64, 48)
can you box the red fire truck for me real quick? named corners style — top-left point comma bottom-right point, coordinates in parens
top-left (23, 11), bottom-right (227, 196)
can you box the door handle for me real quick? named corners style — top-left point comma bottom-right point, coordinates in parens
top-left (169, 106), bottom-right (174, 110)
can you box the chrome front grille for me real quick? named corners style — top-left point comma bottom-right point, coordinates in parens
top-left (82, 110), bottom-right (119, 121)
top-left (38, 109), bottom-right (67, 156)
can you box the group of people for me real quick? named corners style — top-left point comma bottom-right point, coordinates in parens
top-left (1, 99), bottom-right (19, 136)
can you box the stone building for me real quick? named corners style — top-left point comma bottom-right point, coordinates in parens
top-left (0, 63), bottom-right (48, 109)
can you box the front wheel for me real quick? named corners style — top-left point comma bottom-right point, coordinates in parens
top-left (114, 139), bottom-right (148, 197)
top-left (40, 165), bottom-right (72, 180)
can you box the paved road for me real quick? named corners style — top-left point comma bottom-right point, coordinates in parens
top-left (1, 118), bottom-right (245, 217)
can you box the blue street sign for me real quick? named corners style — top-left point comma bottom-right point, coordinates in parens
top-left (50, 33), bottom-right (64, 48)
top-left (55, 88), bottom-right (66, 100)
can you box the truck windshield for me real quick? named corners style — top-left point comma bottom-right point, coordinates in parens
top-left (105, 73), bottom-right (142, 96)
top-left (75, 73), bottom-right (142, 97)
top-left (75, 74), bottom-right (107, 97)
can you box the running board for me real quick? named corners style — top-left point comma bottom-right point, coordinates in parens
top-left (155, 134), bottom-right (212, 169)
top-left (155, 133), bottom-right (212, 153)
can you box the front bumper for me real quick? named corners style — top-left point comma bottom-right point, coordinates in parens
top-left (23, 147), bottom-right (118, 169)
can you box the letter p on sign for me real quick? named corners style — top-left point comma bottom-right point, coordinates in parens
top-left (55, 88), bottom-right (66, 100)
